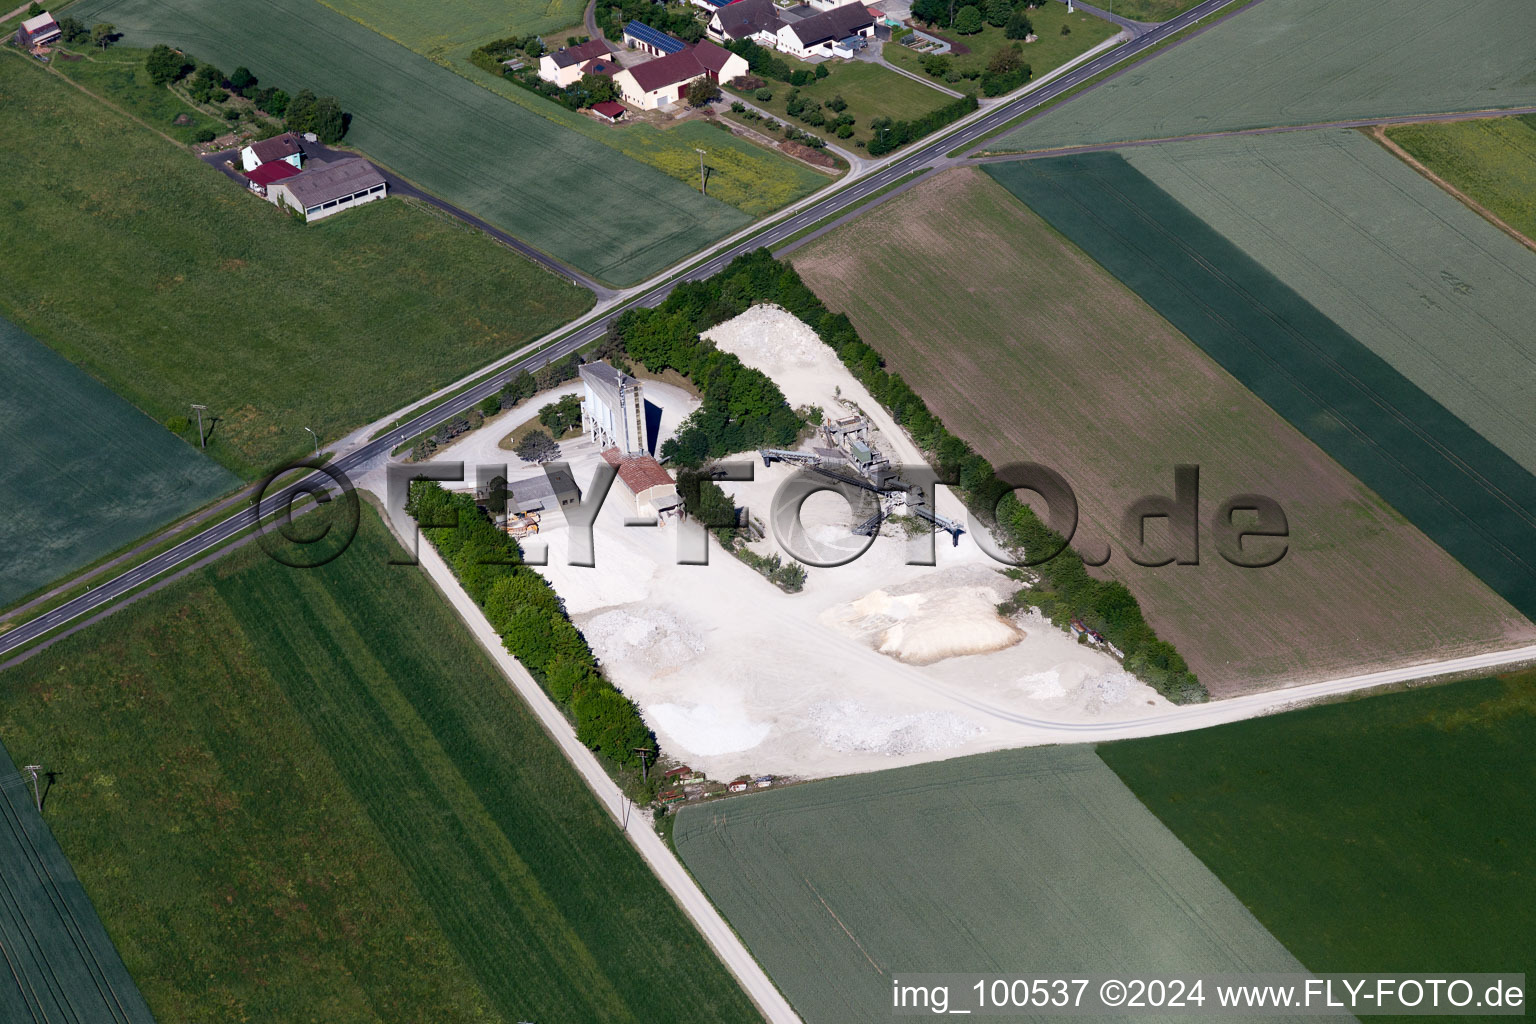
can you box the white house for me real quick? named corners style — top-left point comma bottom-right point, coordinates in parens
top-left (775, 2), bottom-right (875, 58)
top-left (580, 362), bottom-right (649, 456)
top-left (267, 157), bottom-right (387, 223)
top-left (707, 0), bottom-right (781, 47)
top-left (239, 132), bottom-right (305, 173)
top-left (537, 38), bottom-right (615, 87)
top-left (611, 40), bottom-right (748, 111)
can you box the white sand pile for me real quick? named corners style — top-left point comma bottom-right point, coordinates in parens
top-left (822, 566), bottom-right (1022, 665)
top-left (582, 608), bottom-right (704, 674)
top-left (703, 303), bottom-right (823, 374)
top-left (647, 703), bottom-right (772, 756)
top-left (809, 700), bottom-right (983, 757)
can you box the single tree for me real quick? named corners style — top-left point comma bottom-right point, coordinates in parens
top-left (1004, 8), bottom-right (1033, 38)
top-left (309, 96), bottom-right (347, 142)
top-left (516, 430), bottom-right (560, 463)
top-left (284, 88), bottom-right (318, 131)
top-left (56, 17), bottom-right (88, 43)
top-left (986, 0), bottom-right (1011, 26)
top-left (987, 45), bottom-right (1022, 75)
top-left (953, 5), bottom-right (983, 33)
top-left (145, 44), bottom-right (189, 85)
top-left (227, 66), bottom-right (257, 94)
top-left (26, 2), bottom-right (44, 16)
top-left (684, 76), bottom-right (719, 108)
top-left (578, 71), bottom-right (617, 105)
top-left (91, 22), bottom-right (115, 49)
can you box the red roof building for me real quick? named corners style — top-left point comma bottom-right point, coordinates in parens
top-left (601, 447), bottom-right (680, 517)
top-left (245, 160), bottom-right (303, 186)
top-left (591, 100), bottom-right (627, 123)
top-left (243, 159), bottom-right (302, 196)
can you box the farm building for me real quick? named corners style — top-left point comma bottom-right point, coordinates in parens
top-left (580, 361), bottom-right (650, 455)
top-left (775, 2), bottom-right (875, 58)
top-left (709, 0), bottom-right (784, 47)
top-left (506, 467), bottom-right (581, 514)
top-left (15, 11), bottom-right (60, 47)
top-left (612, 40), bottom-right (749, 111)
top-left (537, 38), bottom-right (615, 87)
top-left (623, 20), bottom-right (687, 57)
top-left (266, 157), bottom-right (387, 222)
top-left (243, 158), bottom-right (301, 198)
top-left (591, 100), bottom-right (627, 123)
top-left (240, 131), bottom-right (305, 173)
top-left (601, 448), bottom-right (679, 519)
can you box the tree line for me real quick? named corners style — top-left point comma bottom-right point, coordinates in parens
top-left (866, 93), bottom-right (977, 155)
top-left (405, 482), bottom-right (656, 776)
top-left (629, 249), bottom-right (1208, 703)
top-left (144, 44), bottom-right (350, 143)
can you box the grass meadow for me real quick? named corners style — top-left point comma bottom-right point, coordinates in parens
top-left (0, 507), bottom-right (764, 1024)
top-left (0, 317), bottom-right (236, 608)
top-left (52, 46), bottom-right (227, 143)
top-left (1099, 671), bottom-right (1536, 977)
top-left (884, 2), bottom-right (1115, 83)
top-left (0, 53), bottom-right (591, 478)
top-left (1387, 115), bottom-right (1536, 246)
top-left (791, 167), bottom-right (1535, 695)
top-left (725, 59), bottom-right (956, 149)
top-left (676, 745), bottom-right (1303, 1024)
top-left (68, 0), bottom-right (755, 284)
top-left (995, 0), bottom-right (1536, 151)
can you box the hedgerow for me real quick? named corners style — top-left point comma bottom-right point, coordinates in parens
top-left (405, 481), bottom-right (657, 768)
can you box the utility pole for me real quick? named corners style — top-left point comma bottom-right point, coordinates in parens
top-left (634, 747), bottom-right (654, 782)
top-left (23, 765), bottom-right (42, 812)
top-left (303, 426), bottom-right (319, 457)
top-left (190, 403), bottom-right (208, 448)
top-left (695, 148), bottom-right (707, 195)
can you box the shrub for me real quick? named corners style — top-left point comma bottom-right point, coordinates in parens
top-left (754, 86), bottom-right (773, 101)
top-left (789, 69), bottom-right (813, 86)
top-left (166, 415), bottom-right (191, 435)
top-left (192, 127), bottom-right (217, 143)
top-left (1005, 8), bottom-right (1033, 38)
top-left (730, 100), bottom-right (746, 113)
top-left (827, 94), bottom-right (847, 112)
top-left (836, 122), bottom-right (854, 138)
top-left (478, 395), bottom-right (502, 417)
top-left (1060, 22), bottom-right (1070, 34)
top-left (813, 63), bottom-right (828, 79)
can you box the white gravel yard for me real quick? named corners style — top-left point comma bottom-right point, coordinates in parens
top-left (512, 304), bottom-right (1170, 783)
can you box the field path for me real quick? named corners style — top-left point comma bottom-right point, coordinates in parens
top-left (401, 528), bottom-right (804, 1024)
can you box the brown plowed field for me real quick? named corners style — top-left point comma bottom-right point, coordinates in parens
top-left (792, 168), bottom-right (1535, 695)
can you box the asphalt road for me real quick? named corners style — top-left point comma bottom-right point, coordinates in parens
top-left (0, 0), bottom-right (1237, 662)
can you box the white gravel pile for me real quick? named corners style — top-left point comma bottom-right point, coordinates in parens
top-left (582, 608), bottom-right (704, 673)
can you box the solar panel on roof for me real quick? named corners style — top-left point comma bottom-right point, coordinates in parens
top-left (623, 20), bottom-right (687, 53)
